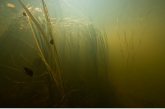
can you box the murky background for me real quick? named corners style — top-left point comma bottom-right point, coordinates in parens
top-left (0, 0), bottom-right (165, 108)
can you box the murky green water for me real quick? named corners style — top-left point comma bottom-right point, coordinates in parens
top-left (0, 0), bottom-right (165, 108)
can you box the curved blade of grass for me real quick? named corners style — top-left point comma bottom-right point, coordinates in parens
top-left (42, 0), bottom-right (60, 64)
top-left (41, 0), bottom-right (64, 94)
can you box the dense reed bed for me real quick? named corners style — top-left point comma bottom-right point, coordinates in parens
top-left (0, 0), bottom-right (109, 107)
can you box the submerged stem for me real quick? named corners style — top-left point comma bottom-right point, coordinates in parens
top-left (19, 0), bottom-right (64, 96)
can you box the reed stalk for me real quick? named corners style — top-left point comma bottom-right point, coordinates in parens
top-left (18, 0), bottom-right (64, 96)
top-left (41, 0), bottom-right (64, 94)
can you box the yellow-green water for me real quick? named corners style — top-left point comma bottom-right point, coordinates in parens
top-left (0, 0), bottom-right (165, 107)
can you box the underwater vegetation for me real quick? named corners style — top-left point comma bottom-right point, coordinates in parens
top-left (0, 0), bottom-right (109, 107)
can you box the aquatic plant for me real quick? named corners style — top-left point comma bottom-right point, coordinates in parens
top-left (0, 0), bottom-right (109, 107)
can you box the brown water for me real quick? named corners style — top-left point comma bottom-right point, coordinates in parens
top-left (0, 0), bottom-right (165, 108)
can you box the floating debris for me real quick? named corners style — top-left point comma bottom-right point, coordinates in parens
top-left (50, 39), bottom-right (54, 45)
top-left (7, 3), bottom-right (18, 13)
top-left (34, 7), bottom-right (42, 12)
top-left (7, 3), bottom-right (15, 8)
top-left (23, 67), bottom-right (33, 76)
top-left (23, 12), bottom-right (26, 16)
top-left (28, 7), bottom-right (32, 10)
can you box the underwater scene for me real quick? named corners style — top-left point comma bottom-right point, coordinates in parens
top-left (0, 0), bottom-right (165, 108)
